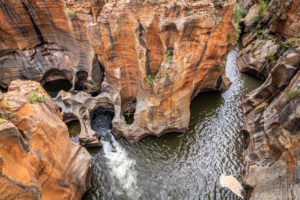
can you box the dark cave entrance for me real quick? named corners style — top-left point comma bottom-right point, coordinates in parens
top-left (66, 120), bottom-right (81, 143)
top-left (122, 99), bottom-right (136, 125)
top-left (41, 69), bottom-right (72, 98)
top-left (90, 107), bottom-right (115, 138)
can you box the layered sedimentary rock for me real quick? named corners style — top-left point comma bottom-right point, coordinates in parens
top-left (237, 0), bottom-right (300, 199)
top-left (237, 0), bottom-right (300, 79)
top-left (0, 0), bottom-right (236, 143)
top-left (0, 80), bottom-right (91, 199)
top-left (88, 0), bottom-right (235, 142)
top-left (241, 48), bottom-right (300, 199)
top-left (0, 0), bottom-right (104, 92)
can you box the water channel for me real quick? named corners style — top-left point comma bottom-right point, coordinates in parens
top-left (82, 49), bottom-right (261, 200)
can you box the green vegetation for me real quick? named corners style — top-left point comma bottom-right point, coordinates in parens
top-left (233, 5), bottom-right (247, 40)
top-left (146, 73), bottom-right (170, 86)
top-left (227, 34), bottom-right (232, 42)
top-left (234, 5), bottom-right (247, 23)
top-left (65, 8), bottom-right (77, 18)
top-left (28, 89), bottom-right (46, 104)
top-left (0, 119), bottom-right (3, 124)
top-left (146, 75), bottom-right (156, 85)
top-left (254, 0), bottom-right (271, 37)
top-left (281, 37), bottom-right (300, 48)
top-left (258, 0), bottom-right (268, 18)
top-left (267, 52), bottom-right (275, 61)
top-left (165, 50), bottom-right (173, 62)
top-left (285, 88), bottom-right (300, 101)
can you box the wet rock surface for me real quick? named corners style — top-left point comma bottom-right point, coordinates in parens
top-left (0, 80), bottom-right (91, 199)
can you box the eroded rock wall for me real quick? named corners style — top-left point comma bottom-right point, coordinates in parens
top-left (0, 0), bottom-right (237, 143)
top-left (0, 80), bottom-right (91, 199)
top-left (237, 0), bottom-right (300, 199)
top-left (0, 0), bottom-right (103, 91)
top-left (88, 0), bottom-right (236, 142)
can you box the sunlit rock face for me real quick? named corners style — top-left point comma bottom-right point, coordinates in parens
top-left (88, 0), bottom-right (235, 143)
top-left (0, 0), bottom-right (236, 143)
top-left (237, 0), bottom-right (300, 198)
top-left (0, 0), bottom-right (103, 92)
top-left (0, 80), bottom-right (91, 199)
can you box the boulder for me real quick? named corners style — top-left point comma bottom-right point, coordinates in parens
top-left (0, 80), bottom-right (91, 199)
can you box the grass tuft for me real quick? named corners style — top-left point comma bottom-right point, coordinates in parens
top-left (28, 89), bottom-right (46, 104)
top-left (285, 88), bottom-right (300, 102)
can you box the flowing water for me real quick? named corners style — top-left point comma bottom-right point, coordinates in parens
top-left (83, 49), bottom-right (261, 200)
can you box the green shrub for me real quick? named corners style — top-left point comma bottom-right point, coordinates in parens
top-left (258, 0), bottom-right (268, 17)
top-left (28, 89), bottom-right (46, 104)
top-left (281, 37), bottom-right (300, 48)
top-left (285, 88), bottom-right (300, 101)
top-left (227, 34), bottom-right (232, 42)
top-left (165, 50), bottom-right (173, 62)
top-left (235, 24), bottom-right (242, 40)
top-left (0, 119), bottom-right (3, 124)
top-left (233, 5), bottom-right (247, 40)
top-left (65, 8), bottom-right (77, 18)
top-left (146, 75), bottom-right (155, 85)
top-left (267, 53), bottom-right (275, 61)
top-left (166, 50), bottom-right (173, 57)
top-left (240, 9), bottom-right (247, 18)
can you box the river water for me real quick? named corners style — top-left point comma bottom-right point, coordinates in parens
top-left (83, 49), bottom-right (261, 200)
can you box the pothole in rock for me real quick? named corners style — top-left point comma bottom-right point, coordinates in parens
top-left (43, 79), bottom-right (72, 98)
top-left (122, 99), bottom-right (136, 125)
top-left (66, 120), bottom-right (81, 143)
top-left (91, 107), bottom-right (115, 141)
top-left (41, 69), bottom-right (72, 98)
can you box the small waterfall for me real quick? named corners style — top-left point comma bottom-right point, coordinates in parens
top-left (91, 107), bottom-right (141, 199)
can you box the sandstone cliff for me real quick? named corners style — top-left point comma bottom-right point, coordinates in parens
top-left (0, 80), bottom-right (91, 199)
top-left (0, 0), bottom-right (237, 144)
top-left (236, 0), bottom-right (300, 199)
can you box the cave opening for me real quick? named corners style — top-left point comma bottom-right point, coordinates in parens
top-left (0, 85), bottom-right (8, 93)
top-left (90, 106), bottom-right (115, 133)
top-left (122, 99), bottom-right (136, 125)
top-left (41, 69), bottom-right (72, 98)
top-left (66, 120), bottom-right (81, 143)
top-left (74, 71), bottom-right (88, 93)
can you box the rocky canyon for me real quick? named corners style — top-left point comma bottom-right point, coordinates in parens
top-left (0, 0), bottom-right (236, 146)
top-left (237, 0), bottom-right (300, 199)
top-left (0, 0), bottom-right (299, 199)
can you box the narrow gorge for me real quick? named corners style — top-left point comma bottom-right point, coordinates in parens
top-left (0, 0), bottom-right (299, 199)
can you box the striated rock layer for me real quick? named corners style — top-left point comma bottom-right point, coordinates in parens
top-left (88, 0), bottom-right (235, 142)
top-left (0, 80), bottom-right (91, 199)
top-left (237, 0), bottom-right (300, 199)
top-left (0, 0), bottom-right (236, 143)
top-left (0, 0), bottom-right (104, 93)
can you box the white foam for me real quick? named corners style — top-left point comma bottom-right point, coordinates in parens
top-left (101, 134), bottom-right (141, 199)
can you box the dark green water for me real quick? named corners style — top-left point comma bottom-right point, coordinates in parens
top-left (83, 49), bottom-right (261, 200)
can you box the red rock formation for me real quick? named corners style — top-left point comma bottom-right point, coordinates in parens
top-left (0, 80), bottom-right (91, 199)
top-left (88, 0), bottom-right (235, 142)
top-left (0, 0), bottom-right (236, 143)
top-left (0, 0), bottom-right (103, 91)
